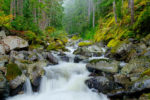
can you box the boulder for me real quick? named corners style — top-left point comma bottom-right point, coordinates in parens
top-left (86, 59), bottom-right (119, 74)
top-left (74, 45), bottom-right (103, 57)
top-left (121, 57), bottom-right (150, 75)
top-left (85, 76), bottom-right (122, 94)
top-left (47, 53), bottom-right (58, 65)
top-left (0, 55), bottom-right (8, 67)
top-left (1, 36), bottom-right (28, 50)
top-left (9, 74), bottom-right (26, 89)
top-left (0, 30), bottom-right (6, 39)
top-left (0, 44), bottom-right (5, 54)
top-left (74, 55), bottom-right (88, 63)
top-left (0, 71), bottom-right (9, 98)
top-left (27, 61), bottom-right (47, 84)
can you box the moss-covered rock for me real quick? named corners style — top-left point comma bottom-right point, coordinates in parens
top-left (6, 63), bottom-right (22, 81)
top-left (78, 41), bottom-right (93, 47)
top-left (86, 59), bottom-right (119, 74)
top-left (121, 57), bottom-right (150, 75)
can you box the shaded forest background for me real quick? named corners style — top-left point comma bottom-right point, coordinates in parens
top-left (0, 0), bottom-right (150, 49)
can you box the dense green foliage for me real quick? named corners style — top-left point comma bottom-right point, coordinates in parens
top-left (0, 0), bottom-right (150, 49)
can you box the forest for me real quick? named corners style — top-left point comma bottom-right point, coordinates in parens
top-left (0, 0), bottom-right (150, 100)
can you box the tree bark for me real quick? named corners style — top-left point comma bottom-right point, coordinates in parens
top-left (92, 1), bottom-right (95, 28)
top-left (88, 0), bottom-right (91, 22)
top-left (10, 0), bottom-right (13, 15)
top-left (13, 0), bottom-right (16, 17)
top-left (130, 0), bottom-right (134, 24)
top-left (113, 1), bottom-right (117, 23)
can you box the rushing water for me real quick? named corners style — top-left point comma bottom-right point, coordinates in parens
top-left (7, 44), bottom-right (108, 100)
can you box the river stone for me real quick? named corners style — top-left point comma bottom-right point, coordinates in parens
top-left (86, 59), bottom-right (119, 74)
top-left (0, 55), bottom-right (8, 67)
top-left (74, 55), bottom-right (88, 63)
top-left (47, 53), bottom-right (58, 65)
top-left (121, 57), bottom-right (150, 75)
top-left (1, 36), bottom-right (28, 50)
top-left (0, 71), bottom-right (9, 98)
top-left (9, 74), bottom-right (26, 89)
top-left (131, 78), bottom-right (150, 92)
top-left (86, 76), bottom-right (122, 94)
top-left (27, 61), bottom-right (47, 82)
top-left (0, 44), bottom-right (5, 54)
top-left (114, 74), bottom-right (130, 86)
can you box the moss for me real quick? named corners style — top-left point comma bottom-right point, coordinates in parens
top-left (141, 69), bottom-right (150, 77)
top-left (46, 40), bottom-right (66, 51)
top-left (71, 35), bottom-right (80, 40)
top-left (6, 63), bottom-right (22, 81)
top-left (78, 41), bottom-right (93, 47)
top-left (29, 44), bottom-right (43, 50)
top-left (89, 59), bottom-right (111, 64)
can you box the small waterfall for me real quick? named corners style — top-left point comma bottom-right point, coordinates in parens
top-left (7, 43), bottom-right (108, 100)
top-left (24, 78), bottom-right (33, 95)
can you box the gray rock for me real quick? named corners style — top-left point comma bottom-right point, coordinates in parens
top-left (86, 59), bottom-right (119, 74)
top-left (0, 55), bottom-right (8, 67)
top-left (0, 44), bottom-right (5, 54)
top-left (86, 76), bottom-right (122, 93)
top-left (1, 36), bottom-right (28, 50)
top-left (47, 53), bottom-right (58, 64)
top-left (0, 71), bottom-right (9, 98)
top-left (0, 30), bottom-right (6, 39)
top-left (9, 74), bottom-right (26, 89)
top-left (121, 57), bottom-right (150, 75)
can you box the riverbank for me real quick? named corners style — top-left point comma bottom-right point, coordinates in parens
top-left (0, 27), bottom-right (150, 100)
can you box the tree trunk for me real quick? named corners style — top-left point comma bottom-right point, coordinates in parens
top-left (92, 2), bottom-right (95, 28)
top-left (130, 0), bottom-right (134, 24)
top-left (17, 0), bottom-right (20, 15)
top-left (88, 0), bottom-right (91, 22)
top-left (10, 0), bottom-right (13, 15)
top-left (113, 1), bottom-right (117, 23)
top-left (13, 0), bottom-right (16, 17)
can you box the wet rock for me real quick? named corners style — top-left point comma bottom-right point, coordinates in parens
top-left (32, 76), bottom-right (41, 92)
top-left (74, 55), bottom-right (88, 63)
top-left (86, 76), bottom-right (122, 94)
top-left (0, 71), bottom-right (9, 98)
top-left (86, 59), bottom-right (119, 74)
top-left (74, 47), bottom-right (92, 57)
top-left (74, 45), bottom-right (103, 57)
top-left (47, 53), bottom-right (58, 64)
top-left (1, 36), bottom-right (28, 50)
top-left (131, 78), bottom-right (150, 92)
top-left (27, 61), bottom-right (46, 84)
top-left (9, 74), bottom-right (26, 90)
top-left (60, 56), bottom-right (69, 62)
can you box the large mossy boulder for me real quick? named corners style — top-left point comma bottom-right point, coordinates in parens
top-left (74, 45), bottom-right (103, 57)
top-left (86, 59), bottom-right (119, 74)
top-left (121, 57), bottom-right (150, 78)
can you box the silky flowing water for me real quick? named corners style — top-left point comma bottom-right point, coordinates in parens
top-left (7, 45), bottom-right (108, 100)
